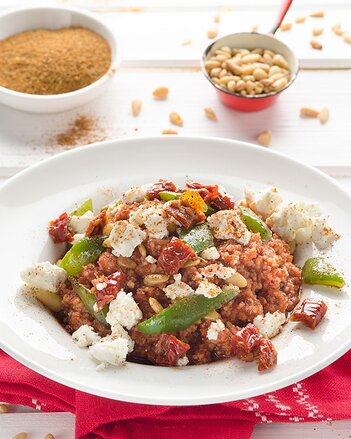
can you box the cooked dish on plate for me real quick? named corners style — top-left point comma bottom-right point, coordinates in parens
top-left (21, 179), bottom-right (345, 371)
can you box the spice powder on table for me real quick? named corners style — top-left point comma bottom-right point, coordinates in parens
top-left (0, 27), bottom-right (111, 95)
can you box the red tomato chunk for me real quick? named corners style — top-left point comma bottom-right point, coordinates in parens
top-left (185, 179), bottom-right (217, 198)
top-left (86, 210), bottom-right (107, 237)
top-left (164, 199), bottom-right (205, 229)
top-left (205, 191), bottom-right (234, 211)
top-left (49, 212), bottom-right (73, 243)
top-left (290, 299), bottom-right (328, 329)
top-left (92, 271), bottom-right (126, 309)
top-left (158, 237), bottom-right (196, 275)
top-left (154, 334), bottom-right (190, 366)
top-left (232, 324), bottom-right (261, 357)
top-left (257, 338), bottom-right (278, 371)
top-left (147, 179), bottom-right (177, 200)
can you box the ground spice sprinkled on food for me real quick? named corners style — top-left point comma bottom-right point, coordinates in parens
top-left (0, 27), bottom-right (111, 95)
top-left (55, 115), bottom-right (106, 149)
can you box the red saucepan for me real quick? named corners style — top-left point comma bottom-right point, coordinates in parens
top-left (201, 0), bottom-right (298, 112)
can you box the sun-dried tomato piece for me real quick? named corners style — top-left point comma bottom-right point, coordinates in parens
top-left (154, 334), bottom-right (190, 366)
top-left (256, 338), bottom-right (277, 371)
top-left (158, 237), bottom-right (196, 275)
top-left (86, 210), bottom-right (107, 237)
top-left (164, 199), bottom-right (205, 229)
top-left (185, 180), bottom-right (218, 198)
top-left (205, 191), bottom-right (234, 211)
top-left (231, 324), bottom-right (261, 359)
top-left (92, 271), bottom-right (126, 309)
top-left (147, 179), bottom-right (177, 200)
top-left (290, 299), bottom-right (328, 329)
top-left (48, 212), bottom-right (74, 243)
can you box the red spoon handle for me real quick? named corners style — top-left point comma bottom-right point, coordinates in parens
top-left (269, 0), bottom-right (294, 35)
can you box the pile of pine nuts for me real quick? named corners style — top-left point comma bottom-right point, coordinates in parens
top-left (204, 47), bottom-right (291, 96)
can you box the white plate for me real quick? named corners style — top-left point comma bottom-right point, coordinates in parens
top-left (0, 136), bottom-right (350, 405)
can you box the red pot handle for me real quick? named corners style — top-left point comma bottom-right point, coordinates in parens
top-left (269, 0), bottom-right (294, 35)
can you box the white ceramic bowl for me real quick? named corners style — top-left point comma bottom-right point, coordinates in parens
top-left (0, 6), bottom-right (120, 113)
top-left (0, 136), bottom-right (350, 405)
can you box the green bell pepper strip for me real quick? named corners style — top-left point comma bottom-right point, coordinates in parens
top-left (59, 236), bottom-right (106, 276)
top-left (205, 205), bottom-right (216, 216)
top-left (179, 223), bottom-right (214, 254)
top-left (302, 257), bottom-right (345, 288)
top-left (70, 199), bottom-right (93, 216)
top-left (159, 191), bottom-right (181, 201)
top-left (240, 206), bottom-right (272, 242)
top-left (70, 279), bottom-right (108, 325)
top-left (137, 288), bottom-right (239, 334)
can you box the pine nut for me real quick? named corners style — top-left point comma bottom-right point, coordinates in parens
top-left (343, 34), bottom-right (351, 45)
top-left (246, 80), bottom-right (255, 93)
top-left (131, 99), bottom-right (142, 117)
top-left (238, 49), bottom-right (250, 55)
top-left (138, 244), bottom-right (147, 258)
top-left (102, 222), bottom-right (114, 235)
top-left (332, 24), bottom-right (343, 36)
top-left (264, 49), bottom-right (275, 57)
top-left (149, 297), bottom-right (164, 313)
top-left (219, 75), bottom-right (235, 85)
top-left (45, 435), bottom-right (56, 439)
top-left (240, 90), bottom-right (247, 96)
top-left (214, 14), bottom-right (221, 23)
top-left (318, 107), bottom-right (329, 124)
top-left (272, 54), bottom-right (289, 69)
top-left (263, 53), bottom-right (273, 65)
top-left (242, 75), bottom-right (255, 82)
top-left (227, 272), bottom-right (247, 288)
top-left (205, 60), bottom-right (221, 70)
top-left (227, 80), bottom-right (236, 92)
top-left (257, 130), bottom-right (272, 147)
top-left (300, 107), bottom-right (319, 118)
top-left (204, 310), bottom-right (221, 321)
top-left (118, 256), bottom-right (137, 269)
top-left (253, 68), bottom-right (268, 80)
top-left (0, 403), bottom-right (9, 413)
top-left (153, 86), bottom-right (169, 100)
top-left (210, 67), bottom-right (221, 77)
top-left (241, 65), bottom-right (255, 75)
top-left (280, 23), bottom-right (292, 31)
top-left (144, 274), bottom-right (169, 286)
top-left (310, 39), bottom-right (323, 50)
top-left (272, 77), bottom-right (288, 90)
top-left (182, 258), bottom-right (200, 268)
top-left (252, 48), bottom-right (264, 55)
top-left (226, 60), bottom-right (243, 75)
top-left (254, 83), bottom-right (264, 94)
top-left (207, 27), bottom-right (218, 39)
top-left (260, 78), bottom-right (273, 87)
top-left (12, 434), bottom-right (28, 439)
top-left (310, 11), bottom-right (324, 18)
top-left (204, 107), bottom-right (218, 121)
top-left (103, 238), bottom-right (111, 247)
top-left (219, 69), bottom-right (228, 78)
top-left (220, 46), bottom-right (232, 54)
top-left (169, 111), bottom-right (183, 127)
top-left (235, 80), bottom-right (246, 92)
top-left (269, 73), bottom-right (284, 82)
top-left (295, 16), bottom-right (306, 23)
top-left (269, 65), bottom-right (282, 76)
top-left (162, 129), bottom-right (178, 135)
top-left (312, 28), bottom-right (323, 36)
top-left (242, 53), bottom-right (261, 64)
top-left (215, 54), bottom-right (230, 62)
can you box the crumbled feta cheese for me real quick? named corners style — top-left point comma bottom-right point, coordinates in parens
top-left (207, 210), bottom-right (251, 245)
top-left (253, 311), bottom-right (286, 338)
top-left (245, 187), bottom-right (283, 220)
top-left (72, 233), bottom-right (85, 244)
top-left (21, 261), bottom-right (67, 293)
top-left (72, 325), bottom-right (101, 348)
top-left (200, 264), bottom-right (236, 280)
top-left (207, 319), bottom-right (225, 341)
top-left (106, 290), bottom-right (143, 330)
top-left (69, 210), bottom-right (94, 234)
top-left (130, 205), bottom-right (169, 239)
top-left (195, 280), bottom-right (222, 298)
top-left (200, 246), bottom-right (220, 260)
top-left (95, 282), bottom-right (107, 291)
top-left (89, 337), bottom-right (129, 367)
top-left (109, 220), bottom-right (147, 257)
top-left (267, 202), bottom-right (339, 249)
top-left (122, 186), bottom-right (147, 204)
top-left (163, 274), bottom-right (194, 300)
top-left (176, 356), bottom-right (189, 367)
top-left (146, 255), bottom-right (157, 264)
top-left (110, 322), bottom-right (134, 352)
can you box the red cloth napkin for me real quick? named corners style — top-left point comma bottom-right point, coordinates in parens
top-left (1, 349), bottom-right (351, 439)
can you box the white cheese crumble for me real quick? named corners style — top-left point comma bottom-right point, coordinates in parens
top-left (200, 246), bottom-right (220, 260)
top-left (245, 187), bottom-right (283, 220)
top-left (195, 280), bottom-right (222, 298)
top-left (253, 311), bottom-right (286, 339)
top-left (21, 261), bottom-right (67, 293)
top-left (110, 322), bottom-right (135, 352)
top-left (176, 356), bottom-right (189, 367)
top-left (267, 202), bottom-right (339, 250)
top-left (72, 233), bottom-right (85, 244)
top-left (207, 210), bottom-right (251, 245)
top-left (122, 185), bottom-right (147, 204)
top-left (72, 325), bottom-right (101, 348)
top-left (89, 337), bottom-right (129, 367)
top-left (109, 220), bottom-right (147, 257)
top-left (106, 290), bottom-right (143, 330)
top-left (207, 319), bottom-right (225, 341)
top-left (200, 263), bottom-right (236, 280)
top-left (145, 255), bottom-right (157, 264)
top-left (163, 274), bottom-right (194, 301)
top-left (130, 205), bottom-right (169, 239)
top-left (69, 210), bottom-right (94, 234)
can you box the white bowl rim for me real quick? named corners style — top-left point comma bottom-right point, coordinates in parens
top-left (0, 5), bottom-right (121, 101)
top-left (1, 135), bottom-right (351, 406)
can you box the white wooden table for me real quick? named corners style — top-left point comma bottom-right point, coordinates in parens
top-left (1, 0), bottom-right (351, 437)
